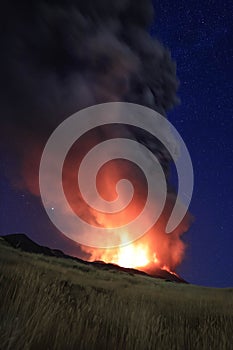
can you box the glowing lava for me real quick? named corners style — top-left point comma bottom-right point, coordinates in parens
top-left (112, 243), bottom-right (150, 268)
top-left (94, 231), bottom-right (159, 269)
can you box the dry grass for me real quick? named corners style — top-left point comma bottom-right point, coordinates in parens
top-left (0, 239), bottom-right (232, 350)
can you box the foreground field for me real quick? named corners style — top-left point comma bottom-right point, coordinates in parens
top-left (0, 238), bottom-right (232, 350)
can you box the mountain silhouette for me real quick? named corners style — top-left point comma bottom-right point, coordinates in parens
top-left (1, 233), bottom-right (187, 283)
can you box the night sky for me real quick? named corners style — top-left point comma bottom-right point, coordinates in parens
top-left (152, 0), bottom-right (233, 286)
top-left (1, 1), bottom-right (233, 287)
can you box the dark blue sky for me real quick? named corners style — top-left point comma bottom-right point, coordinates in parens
top-left (152, 0), bottom-right (233, 286)
top-left (1, 1), bottom-right (232, 287)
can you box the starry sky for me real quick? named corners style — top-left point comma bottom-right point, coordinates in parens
top-left (1, 1), bottom-right (233, 287)
top-left (152, 0), bottom-right (233, 286)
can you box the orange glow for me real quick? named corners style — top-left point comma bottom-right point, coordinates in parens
top-left (15, 126), bottom-right (191, 276)
top-left (161, 265), bottom-right (179, 277)
top-left (59, 130), bottom-right (192, 275)
top-left (90, 231), bottom-right (160, 269)
top-left (116, 244), bottom-right (150, 268)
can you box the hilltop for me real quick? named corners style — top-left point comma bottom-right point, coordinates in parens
top-left (1, 233), bottom-right (187, 283)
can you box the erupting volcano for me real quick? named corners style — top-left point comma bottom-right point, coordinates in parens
top-left (89, 232), bottom-right (178, 276)
top-left (58, 128), bottom-right (191, 276)
top-left (87, 230), bottom-right (184, 276)
top-left (1, 0), bottom-right (193, 278)
top-left (92, 231), bottom-right (155, 269)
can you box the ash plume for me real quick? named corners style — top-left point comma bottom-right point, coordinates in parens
top-left (1, 0), bottom-right (178, 134)
top-left (1, 0), bottom-right (192, 270)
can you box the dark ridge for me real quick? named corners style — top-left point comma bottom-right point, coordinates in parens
top-left (1, 233), bottom-right (188, 283)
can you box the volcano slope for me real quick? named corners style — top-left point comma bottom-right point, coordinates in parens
top-left (1, 233), bottom-right (187, 283)
top-left (0, 236), bottom-right (232, 350)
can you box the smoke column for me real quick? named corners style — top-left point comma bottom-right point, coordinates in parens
top-left (0, 0), bottom-right (192, 271)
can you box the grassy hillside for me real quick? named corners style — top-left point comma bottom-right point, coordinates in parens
top-left (0, 237), bottom-right (232, 350)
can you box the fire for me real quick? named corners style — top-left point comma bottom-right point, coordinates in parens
top-left (91, 239), bottom-right (179, 276)
top-left (161, 265), bottom-right (179, 277)
top-left (60, 133), bottom-right (192, 275)
top-left (87, 228), bottom-right (181, 276)
top-left (116, 244), bottom-right (149, 268)
top-left (92, 230), bottom-right (159, 269)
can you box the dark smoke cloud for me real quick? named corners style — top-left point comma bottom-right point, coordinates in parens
top-left (0, 1), bottom-right (189, 263)
top-left (0, 0), bottom-right (178, 131)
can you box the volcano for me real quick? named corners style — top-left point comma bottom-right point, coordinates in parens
top-left (1, 234), bottom-right (187, 283)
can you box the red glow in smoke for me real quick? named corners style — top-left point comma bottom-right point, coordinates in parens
top-left (61, 128), bottom-right (191, 274)
top-left (9, 124), bottom-right (191, 275)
